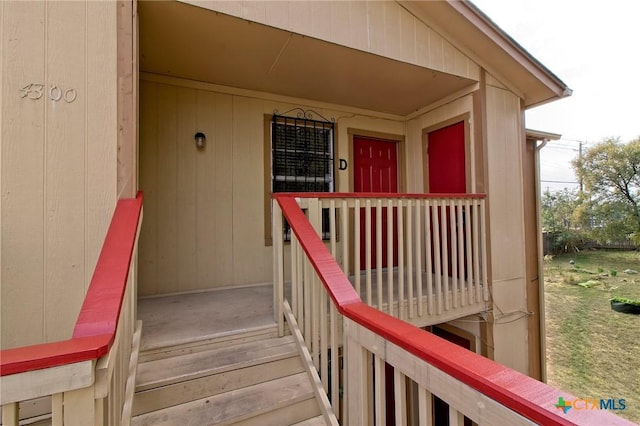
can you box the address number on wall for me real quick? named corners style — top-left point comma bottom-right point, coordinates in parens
top-left (19, 83), bottom-right (77, 103)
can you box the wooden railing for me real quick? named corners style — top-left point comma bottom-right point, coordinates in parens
top-left (0, 193), bottom-right (143, 426)
top-left (273, 193), bottom-right (634, 426)
top-left (285, 193), bottom-right (489, 328)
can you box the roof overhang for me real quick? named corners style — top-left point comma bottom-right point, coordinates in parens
top-left (525, 129), bottom-right (562, 141)
top-left (138, 1), bottom-right (476, 117)
top-left (399, 1), bottom-right (572, 109)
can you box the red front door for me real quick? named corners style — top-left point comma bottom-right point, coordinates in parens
top-left (427, 121), bottom-right (466, 193)
top-left (427, 122), bottom-right (467, 276)
top-left (354, 137), bottom-right (398, 268)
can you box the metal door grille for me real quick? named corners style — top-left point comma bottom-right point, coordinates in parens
top-left (271, 109), bottom-right (335, 239)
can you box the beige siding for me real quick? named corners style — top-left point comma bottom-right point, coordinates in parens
top-left (1, 1), bottom-right (118, 348)
top-left (182, 0), bottom-right (480, 81)
top-left (484, 83), bottom-right (528, 374)
top-left (138, 76), bottom-right (404, 296)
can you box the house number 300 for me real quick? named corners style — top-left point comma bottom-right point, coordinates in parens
top-left (19, 83), bottom-right (77, 103)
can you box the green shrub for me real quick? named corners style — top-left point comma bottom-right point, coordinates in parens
top-left (610, 296), bottom-right (640, 306)
top-left (610, 269), bottom-right (618, 277)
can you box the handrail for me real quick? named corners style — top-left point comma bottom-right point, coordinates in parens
top-left (275, 195), bottom-right (360, 310)
top-left (274, 192), bottom-right (634, 426)
top-left (0, 192), bottom-right (143, 376)
top-left (275, 191), bottom-right (486, 199)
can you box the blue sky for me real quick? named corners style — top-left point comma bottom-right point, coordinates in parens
top-left (472, 0), bottom-right (640, 192)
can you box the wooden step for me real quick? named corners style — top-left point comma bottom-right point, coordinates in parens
top-left (135, 335), bottom-right (297, 391)
top-left (131, 372), bottom-right (320, 426)
top-left (138, 324), bottom-right (280, 363)
top-left (133, 352), bottom-right (304, 415)
top-left (291, 414), bottom-right (329, 425)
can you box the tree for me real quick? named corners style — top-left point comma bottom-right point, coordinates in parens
top-left (541, 189), bottom-right (587, 252)
top-left (573, 137), bottom-right (640, 239)
top-left (541, 189), bottom-right (583, 232)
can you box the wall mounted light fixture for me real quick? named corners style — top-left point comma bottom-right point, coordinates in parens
top-left (194, 132), bottom-right (206, 149)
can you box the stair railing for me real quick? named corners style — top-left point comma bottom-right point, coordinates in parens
top-left (0, 193), bottom-right (143, 426)
top-left (273, 193), bottom-right (634, 426)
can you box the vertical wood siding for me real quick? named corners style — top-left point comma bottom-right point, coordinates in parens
top-left (138, 77), bottom-right (405, 296)
top-left (139, 81), bottom-right (253, 295)
top-left (484, 82), bottom-right (529, 374)
top-left (1, 2), bottom-right (118, 349)
top-left (182, 0), bottom-right (480, 81)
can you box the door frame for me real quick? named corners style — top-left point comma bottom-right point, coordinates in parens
top-left (347, 128), bottom-right (406, 193)
top-left (421, 113), bottom-right (472, 193)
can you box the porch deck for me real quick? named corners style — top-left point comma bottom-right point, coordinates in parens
top-left (137, 270), bottom-right (486, 353)
top-left (137, 284), bottom-right (276, 353)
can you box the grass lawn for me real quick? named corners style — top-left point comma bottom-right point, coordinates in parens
top-left (544, 250), bottom-right (640, 423)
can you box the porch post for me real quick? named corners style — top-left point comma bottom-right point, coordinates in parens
top-left (272, 199), bottom-right (285, 336)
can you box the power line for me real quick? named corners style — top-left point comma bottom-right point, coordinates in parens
top-left (555, 137), bottom-right (588, 144)
top-left (540, 180), bottom-right (579, 184)
top-left (544, 145), bottom-right (579, 151)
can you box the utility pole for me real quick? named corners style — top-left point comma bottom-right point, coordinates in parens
top-left (578, 141), bottom-right (583, 193)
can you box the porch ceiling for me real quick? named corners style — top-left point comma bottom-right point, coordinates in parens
top-left (138, 1), bottom-right (475, 117)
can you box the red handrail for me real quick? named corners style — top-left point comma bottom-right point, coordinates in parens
top-left (0, 192), bottom-right (143, 376)
top-left (274, 193), bottom-right (634, 426)
top-left (273, 192), bottom-right (486, 200)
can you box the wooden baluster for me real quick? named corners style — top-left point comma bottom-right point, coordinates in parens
top-left (440, 199), bottom-right (450, 310)
top-left (320, 280), bottom-right (328, 383)
top-left (473, 201), bottom-right (482, 304)
top-left (273, 200), bottom-right (285, 335)
top-left (1, 403), bottom-right (19, 426)
top-left (464, 199), bottom-right (474, 305)
top-left (376, 199), bottom-right (383, 311)
top-left (457, 199), bottom-right (466, 307)
top-left (480, 199), bottom-right (489, 301)
top-left (345, 321), bottom-right (368, 426)
top-left (415, 200), bottom-right (424, 317)
top-left (341, 199), bottom-right (349, 276)
top-left (374, 356), bottom-right (386, 426)
top-left (432, 200), bottom-right (442, 315)
top-left (387, 199), bottom-right (394, 317)
top-left (291, 234), bottom-right (298, 323)
top-left (354, 198), bottom-right (361, 296)
top-left (394, 369), bottom-right (407, 426)
top-left (407, 199), bottom-right (414, 319)
top-left (418, 387), bottom-right (434, 426)
top-left (397, 200), bottom-right (405, 320)
top-left (329, 199), bottom-right (337, 257)
top-left (365, 199), bottom-right (372, 306)
top-left (450, 199), bottom-right (458, 309)
top-left (425, 200), bottom-right (434, 315)
top-left (449, 406), bottom-right (465, 426)
top-left (63, 387), bottom-right (96, 426)
top-left (303, 256), bottom-right (311, 349)
top-left (52, 393), bottom-right (63, 426)
top-left (307, 198), bottom-right (321, 359)
top-left (330, 303), bottom-right (340, 420)
top-left (312, 274), bottom-right (320, 370)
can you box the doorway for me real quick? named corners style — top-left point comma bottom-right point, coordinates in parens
top-left (353, 136), bottom-right (399, 268)
top-left (425, 120), bottom-right (468, 276)
top-left (426, 121), bottom-right (466, 194)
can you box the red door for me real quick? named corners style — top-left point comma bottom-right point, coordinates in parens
top-left (427, 122), bottom-right (466, 276)
top-left (354, 137), bottom-right (398, 268)
top-left (427, 121), bottom-right (466, 193)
